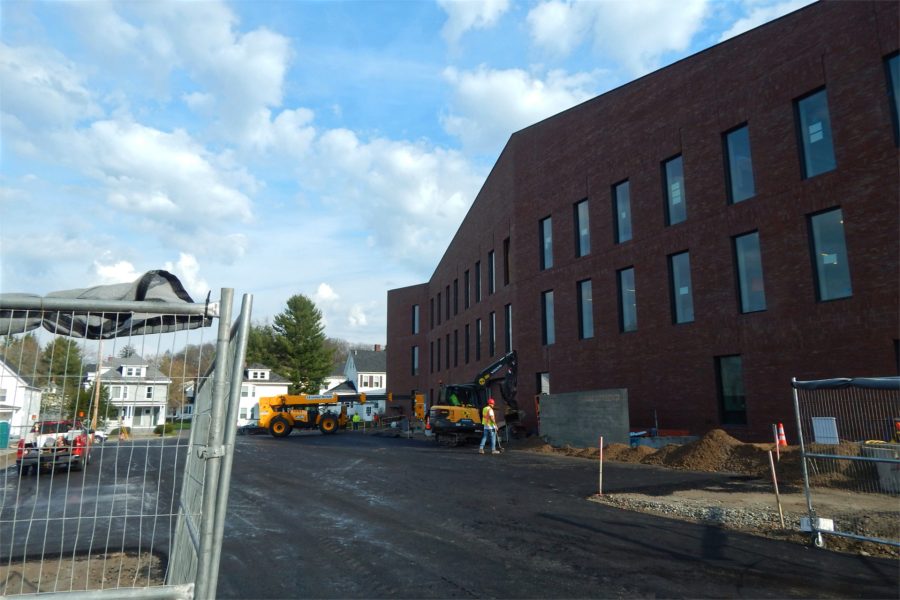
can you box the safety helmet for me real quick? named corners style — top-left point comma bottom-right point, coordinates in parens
top-left (487, 398), bottom-right (495, 405)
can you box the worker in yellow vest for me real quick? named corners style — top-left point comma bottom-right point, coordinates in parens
top-left (478, 398), bottom-right (499, 455)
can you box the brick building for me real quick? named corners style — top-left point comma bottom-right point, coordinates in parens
top-left (386, 1), bottom-right (899, 441)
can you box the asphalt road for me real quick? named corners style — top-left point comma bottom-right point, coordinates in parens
top-left (218, 431), bottom-right (899, 599)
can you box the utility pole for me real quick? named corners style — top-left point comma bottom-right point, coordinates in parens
top-left (91, 341), bottom-right (102, 431)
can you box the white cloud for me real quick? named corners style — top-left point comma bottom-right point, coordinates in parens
top-left (314, 283), bottom-right (340, 304)
top-left (527, 0), bottom-right (711, 75)
top-left (442, 65), bottom-right (601, 154)
top-left (163, 253), bottom-right (209, 298)
top-left (438, 0), bottom-right (511, 44)
top-left (93, 259), bottom-right (140, 285)
top-left (718, 0), bottom-right (815, 42)
top-left (347, 305), bottom-right (367, 327)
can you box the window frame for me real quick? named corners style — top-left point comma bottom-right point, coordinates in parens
top-left (574, 199), bottom-right (590, 258)
top-left (668, 251), bottom-right (695, 324)
top-left (617, 267), bottom-right (638, 333)
top-left (488, 250), bottom-right (496, 295)
top-left (662, 155), bottom-right (687, 226)
top-left (577, 279), bottom-right (594, 340)
top-left (808, 207), bottom-right (853, 302)
top-left (794, 87), bottom-right (837, 179)
top-left (539, 216), bottom-right (553, 270)
top-left (541, 290), bottom-right (555, 346)
top-left (613, 179), bottom-right (632, 244)
top-left (723, 123), bottom-right (756, 204)
top-left (733, 231), bottom-right (767, 313)
top-left (716, 355), bottom-right (747, 426)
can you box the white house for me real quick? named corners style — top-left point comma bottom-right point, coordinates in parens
top-left (85, 356), bottom-right (170, 431)
top-left (319, 360), bottom-right (348, 395)
top-left (0, 357), bottom-right (42, 442)
top-left (238, 364), bottom-right (290, 425)
top-left (336, 347), bottom-right (388, 422)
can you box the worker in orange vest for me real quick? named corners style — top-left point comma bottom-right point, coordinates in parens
top-left (479, 398), bottom-right (499, 455)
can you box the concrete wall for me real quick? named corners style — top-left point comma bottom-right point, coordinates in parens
top-left (539, 389), bottom-right (629, 447)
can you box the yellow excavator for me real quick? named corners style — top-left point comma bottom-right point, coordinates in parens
top-left (428, 351), bottom-right (521, 446)
top-left (258, 393), bottom-right (365, 437)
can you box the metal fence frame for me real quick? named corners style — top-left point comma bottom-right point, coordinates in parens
top-left (0, 288), bottom-right (251, 599)
top-left (791, 376), bottom-right (900, 549)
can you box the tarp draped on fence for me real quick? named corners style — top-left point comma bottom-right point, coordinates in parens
top-left (0, 270), bottom-right (213, 339)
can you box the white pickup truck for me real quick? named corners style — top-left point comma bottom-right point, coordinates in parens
top-left (16, 420), bottom-right (94, 475)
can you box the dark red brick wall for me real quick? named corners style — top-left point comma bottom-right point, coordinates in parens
top-left (386, 1), bottom-right (900, 441)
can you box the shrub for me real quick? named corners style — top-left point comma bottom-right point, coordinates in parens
top-left (108, 427), bottom-right (131, 437)
top-left (154, 423), bottom-right (175, 435)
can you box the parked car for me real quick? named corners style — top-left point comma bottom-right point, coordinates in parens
top-left (237, 420), bottom-right (266, 435)
top-left (17, 420), bottom-right (93, 474)
top-left (91, 428), bottom-right (108, 445)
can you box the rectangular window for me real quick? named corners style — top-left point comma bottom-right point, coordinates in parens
top-left (453, 279), bottom-right (459, 315)
top-left (663, 155), bottom-right (687, 225)
top-left (453, 329), bottom-right (459, 367)
top-left (537, 372), bottom-right (550, 395)
top-left (475, 261), bottom-right (482, 302)
top-left (504, 304), bottom-right (512, 352)
top-left (886, 53), bottom-right (900, 144)
top-left (503, 238), bottom-right (510, 286)
top-left (445, 334), bottom-right (450, 369)
top-left (795, 89), bottom-right (836, 178)
top-left (716, 355), bottom-right (747, 425)
top-left (574, 199), bottom-right (590, 258)
top-left (541, 290), bottom-right (555, 345)
top-left (475, 319), bottom-right (482, 361)
top-left (412, 305), bottom-right (420, 334)
top-left (437, 293), bottom-right (442, 324)
top-left (411, 346), bottom-right (419, 376)
top-left (618, 267), bottom-right (638, 333)
top-left (724, 124), bottom-right (756, 203)
top-left (430, 341), bottom-right (434, 373)
top-left (488, 250), bottom-right (496, 294)
top-left (430, 298), bottom-right (434, 329)
top-left (577, 279), bottom-right (594, 340)
top-left (734, 231), bottom-right (766, 313)
top-left (489, 311), bottom-right (496, 357)
top-left (465, 324), bottom-right (470, 364)
top-left (436, 338), bottom-right (441, 371)
top-left (613, 180), bottom-right (632, 243)
top-left (809, 208), bottom-right (852, 301)
top-left (445, 285), bottom-right (450, 320)
top-left (145, 386), bottom-right (153, 400)
top-left (241, 385), bottom-right (249, 398)
top-left (464, 270), bottom-right (470, 309)
top-left (669, 251), bottom-right (695, 324)
top-left (539, 217), bottom-right (553, 269)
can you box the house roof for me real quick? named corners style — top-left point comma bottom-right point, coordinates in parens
top-left (0, 356), bottom-right (40, 388)
top-left (326, 379), bottom-right (358, 395)
top-left (88, 355), bottom-right (170, 382)
top-left (349, 349), bottom-right (386, 373)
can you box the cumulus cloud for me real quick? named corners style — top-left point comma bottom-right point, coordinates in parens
top-left (314, 283), bottom-right (340, 304)
top-left (718, 0), bottom-right (815, 42)
top-left (441, 65), bottom-right (601, 154)
top-left (526, 0), bottom-right (711, 75)
top-left (347, 305), bottom-right (368, 328)
top-left (164, 253), bottom-right (209, 298)
top-left (438, 0), bottom-right (510, 44)
top-left (93, 259), bottom-right (141, 284)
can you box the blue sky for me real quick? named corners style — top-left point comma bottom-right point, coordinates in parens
top-left (1, 0), bottom-right (813, 345)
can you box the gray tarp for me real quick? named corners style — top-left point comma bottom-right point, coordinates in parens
top-left (0, 270), bottom-right (213, 339)
top-left (792, 377), bottom-right (900, 391)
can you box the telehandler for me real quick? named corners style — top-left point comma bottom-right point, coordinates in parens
top-left (258, 393), bottom-right (365, 437)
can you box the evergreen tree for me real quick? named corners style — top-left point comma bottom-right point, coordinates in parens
top-left (39, 338), bottom-right (84, 418)
top-left (119, 345), bottom-right (138, 358)
top-left (272, 295), bottom-right (333, 394)
top-left (246, 322), bottom-right (279, 368)
top-left (0, 333), bottom-right (43, 377)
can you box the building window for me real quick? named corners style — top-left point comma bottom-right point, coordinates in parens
top-left (445, 334), bottom-right (450, 369)
top-left (411, 346), bottom-right (419, 376)
top-left (453, 279), bottom-right (459, 315)
top-left (539, 217), bottom-right (553, 270)
top-left (724, 124), bottom-right (756, 203)
top-left (454, 329), bottom-right (459, 367)
top-left (886, 53), bottom-right (900, 145)
top-left (430, 341), bottom-right (434, 373)
top-left (734, 231), bottom-right (766, 313)
top-left (809, 208), bottom-right (852, 301)
top-left (716, 355), bottom-right (747, 425)
top-left (464, 270), bottom-right (470, 309)
top-left (574, 199), bottom-right (590, 258)
top-left (669, 251), bottom-right (694, 324)
top-left (613, 180), bottom-right (632, 243)
top-left (465, 324), bottom-right (470, 364)
top-left (437, 292), bottom-right (442, 325)
top-left (412, 305), bottom-right (420, 334)
top-left (145, 386), bottom-right (153, 400)
top-left (795, 89), bottom-right (836, 179)
top-left (445, 285), bottom-right (450, 320)
top-left (475, 319), bottom-right (482, 361)
top-left (663, 155), bottom-right (687, 225)
top-left (436, 339), bottom-right (441, 371)
top-left (503, 238), bottom-right (510, 286)
top-left (488, 250), bottom-right (496, 295)
top-left (111, 385), bottom-right (128, 400)
top-left (489, 311), bottom-right (496, 357)
top-left (241, 386), bottom-right (249, 398)
top-left (430, 298), bottom-right (434, 329)
top-left (577, 279), bottom-right (594, 340)
top-left (617, 267), bottom-right (637, 333)
top-left (537, 372), bottom-right (550, 395)
top-left (541, 290), bottom-right (555, 346)
top-left (475, 261), bottom-right (482, 302)
top-left (504, 304), bottom-right (512, 352)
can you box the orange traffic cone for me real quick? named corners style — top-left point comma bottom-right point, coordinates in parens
top-left (777, 422), bottom-right (788, 447)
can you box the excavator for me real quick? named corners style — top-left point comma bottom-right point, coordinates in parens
top-left (428, 350), bottom-right (521, 446)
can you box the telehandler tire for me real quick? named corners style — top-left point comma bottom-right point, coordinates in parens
top-left (319, 415), bottom-right (338, 434)
top-left (270, 417), bottom-right (292, 438)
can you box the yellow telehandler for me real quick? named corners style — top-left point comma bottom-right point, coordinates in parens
top-left (258, 393), bottom-right (365, 437)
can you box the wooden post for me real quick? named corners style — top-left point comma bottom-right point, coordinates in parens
top-left (768, 450), bottom-right (785, 528)
top-left (598, 436), bottom-right (604, 496)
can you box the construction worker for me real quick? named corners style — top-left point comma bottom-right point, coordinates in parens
top-left (479, 397), bottom-right (499, 455)
top-left (352, 413), bottom-right (361, 430)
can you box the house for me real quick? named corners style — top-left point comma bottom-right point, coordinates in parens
top-left (238, 364), bottom-right (290, 425)
top-left (340, 346), bottom-right (388, 422)
top-left (85, 356), bottom-right (170, 431)
top-left (0, 357), bottom-right (42, 442)
top-left (319, 360), bottom-right (348, 395)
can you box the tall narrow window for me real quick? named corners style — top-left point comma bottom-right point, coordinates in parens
top-left (795, 89), bottom-right (836, 178)
top-left (577, 279), bottom-right (594, 340)
top-left (618, 267), bottom-right (638, 333)
top-left (489, 311), bottom-right (496, 357)
top-left (663, 155), bottom-right (687, 225)
top-left (430, 341), bottom-right (434, 373)
top-left (613, 180), bottom-right (632, 243)
top-left (541, 290), bottom-right (555, 345)
top-left (503, 238), bottom-right (510, 286)
top-left (445, 334), bottom-right (450, 369)
top-left (464, 270), bottom-right (470, 309)
top-left (886, 53), bottom-right (900, 144)
top-left (436, 292), bottom-right (442, 325)
top-left (724, 125), bottom-right (755, 203)
top-left (436, 340), bottom-right (441, 372)
top-left (734, 231), bottom-right (766, 313)
top-left (537, 372), bottom-right (550, 395)
top-left (539, 217), bottom-right (553, 269)
top-left (412, 305), bottom-right (420, 334)
top-left (430, 298), bottom-right (434, 329)
top-left (453, 329), bottom-right (458, 367)
top-left (475, 261), bottom-right (482, 302)
top-left (716, 355), bottom-right (747, 425)
top-left (669, 251), bottom-right (694, 324)
top-left (504, 304), bottom-right (512, 352)
top-left (453, 279), bottom-right (459, 315)
top-left (574, 199), bottom-right (590, 257)
top-left (445, 285), bottom-right (450, 320)
top-left (465, 324), bottom-right (470, 364)
top-left (809, 208), bottom-right (852, 301)
top-left (475, 318), bottom-right (482, 361)
top-left (488, 251), bottom-right (496, 295)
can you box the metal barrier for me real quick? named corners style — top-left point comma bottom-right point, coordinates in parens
top-left (0, 282), bottom-right (251, 599)
top-left (791, 377), bottom-right (900, 548)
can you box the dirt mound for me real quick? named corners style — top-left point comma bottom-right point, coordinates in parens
top-left (604, 443), bottom-right (655, 463)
